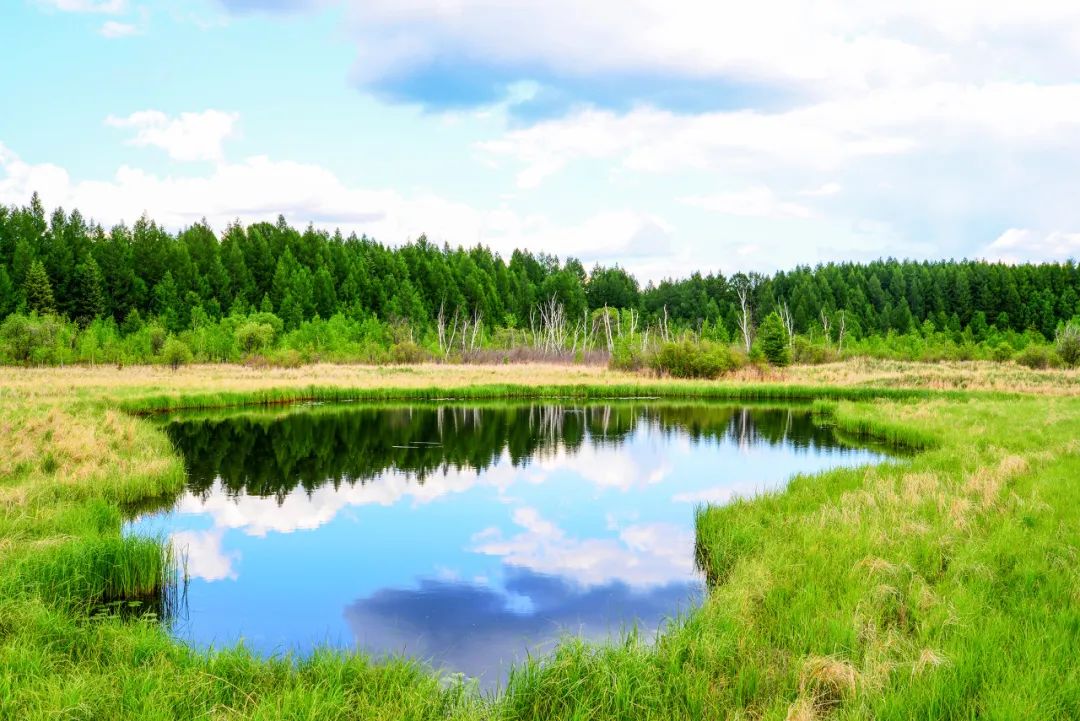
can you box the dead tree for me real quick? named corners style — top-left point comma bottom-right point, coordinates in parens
top-left (819, 308), bottom-right (832, 346)
top-left (780, 301), bottom-right (795, 352)
top-left (732, 273), bottom-right (755, 353)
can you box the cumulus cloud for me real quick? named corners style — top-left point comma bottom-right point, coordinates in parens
top-left (105, 110), bottom-right (239, 162)
top-left (981, 229), bottom-right (1080, 264)
top-left (171, 529), bottom-right (239, 581)
top-left (215, 1), bottom-right (1080, 116)
top-left (0, 141), bottom-right (679, 277)
top-left (472, 508), bottom-right (696, 589)
top-left (479, 83), bottom-right (1080, 184)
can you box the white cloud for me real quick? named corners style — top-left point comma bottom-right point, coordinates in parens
top-left (333, 1), bottom-right (1080, 98)
top-left (480, 83), bottom-right (1080, 186)
top-left (472, 508), bottom-right (695, 588)
top-left (981, 228), bottom-right (1080, 264)
top-left (0, 141), bottom-right (679, 277)
top-left (171, 529), bottom-right (238, 581)
top-left (681, 186), bottom-right (814, 220)
top-left (39, 0), bottom-right (125, 12)
top-left (105, 110), bottom-right (239, 162)
top-left (99, 20), bottom-right (138, 37)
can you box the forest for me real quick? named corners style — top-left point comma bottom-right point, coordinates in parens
top-left (2, 192), bottom-right (1079, 370)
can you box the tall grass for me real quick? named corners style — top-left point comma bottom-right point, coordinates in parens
top-left (17, 536), bottom-right (177, 612)
top-left (2, 366), bottom-right (1079, 719)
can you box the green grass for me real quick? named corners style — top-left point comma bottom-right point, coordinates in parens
top-left (2, 376), bottom-right (1079, 719)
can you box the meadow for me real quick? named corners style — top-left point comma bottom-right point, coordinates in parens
top-left (1, 360), bottom-right (1078, 720)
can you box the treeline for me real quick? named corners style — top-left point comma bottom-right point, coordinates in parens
top-left (1, 192), bottom-right (1079, 368)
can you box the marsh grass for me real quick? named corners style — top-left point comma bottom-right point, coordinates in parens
top-left (1, 362), bottom-right (1079, 719)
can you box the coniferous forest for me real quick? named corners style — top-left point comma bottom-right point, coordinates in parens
top-left (2, 193), bottom-right (1079, 370)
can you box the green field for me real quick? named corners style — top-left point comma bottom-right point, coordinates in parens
top-left (1, 362), bottom-right (1078, 720)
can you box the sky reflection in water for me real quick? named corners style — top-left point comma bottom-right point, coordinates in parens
top-left (127, 402), bottom-right (887, 688)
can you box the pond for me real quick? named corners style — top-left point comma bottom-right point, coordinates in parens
top-left (126, 401), bottom-right (889, 688)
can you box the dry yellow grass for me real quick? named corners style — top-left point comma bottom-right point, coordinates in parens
top-left (1, 357), bottom-right (1079, 405)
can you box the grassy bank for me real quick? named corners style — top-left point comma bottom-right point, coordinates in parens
top-left (1, 361), bottom-right (1078, 719)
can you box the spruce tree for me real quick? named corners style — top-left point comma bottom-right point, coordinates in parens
top-left (23, 260), bottom-right (55, 315)
top-left (72, 257), bottom-right (106, 326)
top-left (758, 312), bottom-right (791, 366)
top-left (0, 265), bottom-right (15, 317)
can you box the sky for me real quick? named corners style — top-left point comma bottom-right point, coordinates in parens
top-left (3, 0), bottom-right (1080, 281)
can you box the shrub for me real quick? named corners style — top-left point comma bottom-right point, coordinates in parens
top-left (791, 336), bottom-right (840, 365)
top-left (609, 336), bottom-right (648, 372)
top-left (1015, 344), bottom-right (1061, 370)
top-left (990, 342), bottom-right (1014, 363)
top-left (1055, 322), bottom-right (1080, 367)
top-left (160, 337), bottom-right (192, 370)
top-left (0, 314), bottom-right (61, 364)
top-left (235, 322), bottom-right (275, 354)
top-left (268, 348), bottom-right (304, 368)
top-left (389, 340), bottom-right (429, 364)
top-left (649, 339), bottom-right (744, 379)
top-left (148, 324), bottom-right (167, 356)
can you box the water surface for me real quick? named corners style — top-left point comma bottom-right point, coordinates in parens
top-left (128, 401), bottom-right (888, 687)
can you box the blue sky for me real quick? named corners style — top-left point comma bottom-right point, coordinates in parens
top-left (3, 0), bottom-right (1080, 280)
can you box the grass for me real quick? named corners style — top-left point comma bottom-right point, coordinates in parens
top-left (1, 360), bottom-right (1079, 719)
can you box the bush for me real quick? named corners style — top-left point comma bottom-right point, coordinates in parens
top-left (791, 336), bottom-right (840, 365)
top-left (1055, 322), bottom-right (1080, 367)
top-left (160, 337), bottom-right (192, 370)
top-left (609, 336), bottom-right (647, 372)
top-left (389, 340), bottom-right (429, 364)
top-left (990, 342), bottom-right (1014, 363)
top-left (0, 314), bottom-right (61, 364)
top-left (268, 348), bottom-right (304, 368)
top-left (1014, 344), bottom-right (1061, 370)
top-left (649, 339), bottom-right (744, 379)
top-left (235, 322), bottom-right (275, 354)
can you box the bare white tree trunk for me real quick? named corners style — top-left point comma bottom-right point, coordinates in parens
top-left (733, 276), bottom-right (754, 353)
top-left (837, 310), bottom-right (847, 352)
top-left (819, 308), bottom-right (832, 347)
top-left (780, 302), bottom-right (795, 352)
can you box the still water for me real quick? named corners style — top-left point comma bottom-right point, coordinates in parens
top-left (127, 401), bottom-right (887, 687)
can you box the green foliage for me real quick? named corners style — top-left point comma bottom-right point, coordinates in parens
top-left (649, 339), bottom-right (745, 379)
top-left (71, 256), bottom-right (106, 327)
top-left (160, 337), bottom-right (193, 370)
top-left (757, 311), bottom-right (791, 366)
top-left (990, 341), bottom-right (1014, 362)
top-left (1055, 321), bottom-right (1080, 367)
top-left (23, 259), bottom-right (55, 315)
top-left (389, 340), bottom-right (430, 364)
top-left (235, 321), bottom-right (275, 354)
top-left (1015, 343), bottom-right (1061, 370)
top-left (0, 313), bottom-right (60, 364)
top-left (4, 195), bottom-right (1080, 368)
top-left (609, 336), bottom-right (647, 372)
top-left (0, 264), bottom-right (15, 317)
top-left (791, 335), bottom-right (840, 365)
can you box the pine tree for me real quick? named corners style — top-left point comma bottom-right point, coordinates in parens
top-left (0, 265), bottom-right (15, 316)
top-left (23, 260), bottom-right (55, 315)
top-left (758, 312), bottom-right (790, 366)
top-left (72, 257), bottom-right (106, 326)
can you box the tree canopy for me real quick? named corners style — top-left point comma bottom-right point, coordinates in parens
top-left (2, 193), bottom-right (1079, 345)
